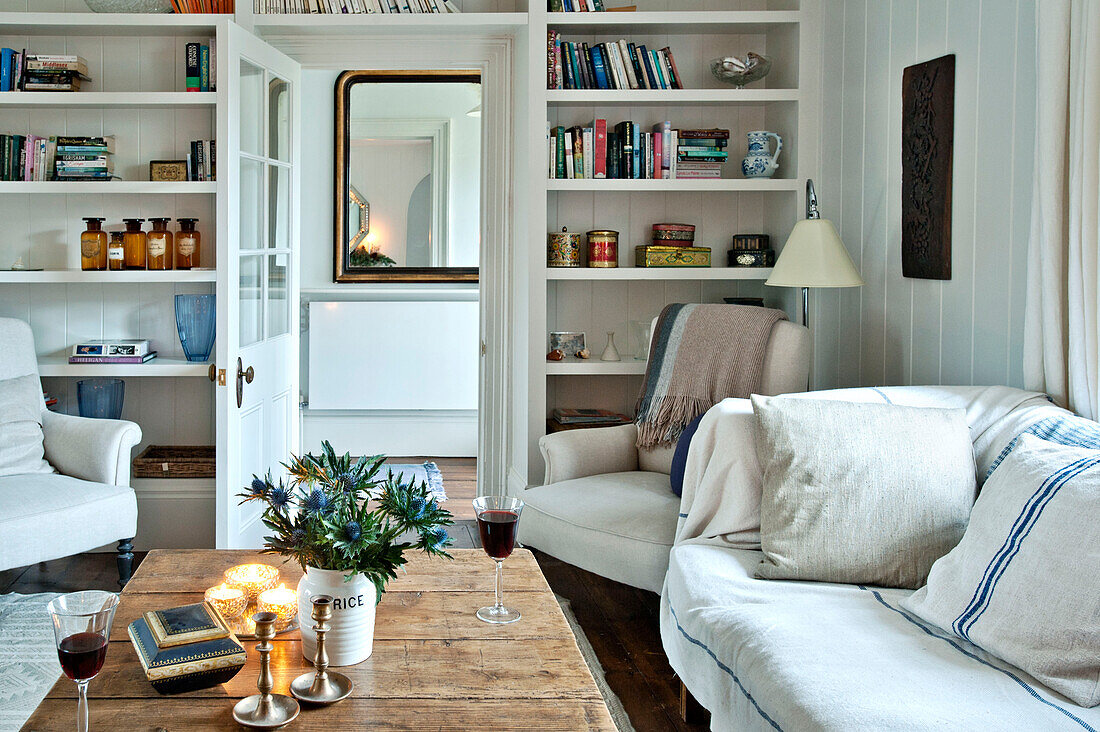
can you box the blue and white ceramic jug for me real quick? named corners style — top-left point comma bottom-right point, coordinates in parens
top-left (741, 130), bottom-right (783, 178)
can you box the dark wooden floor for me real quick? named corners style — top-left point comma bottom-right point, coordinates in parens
top-left (1, 458), bottom-right (706, 732)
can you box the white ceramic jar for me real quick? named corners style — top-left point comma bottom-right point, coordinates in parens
top-left (296, 566), bottom-right (376, 666)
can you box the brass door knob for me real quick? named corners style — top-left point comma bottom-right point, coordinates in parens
top-left (208, 363), bottom-right (217, 382)
top-left (236, 357), bottom-right (255, 408)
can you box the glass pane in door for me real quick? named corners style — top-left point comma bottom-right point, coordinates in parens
top-left (267, 254), bottom-right (289, 338)
top-left (239, 60), bottom-right (264, 157)
top-left (268, 165), bottom-right (289, 250)
top-left (268, 76), bottom-right (290, 163)
top-left (240, 158), bottom-right (264, 250)
top-left (240, 255), bottom-right (263, 347)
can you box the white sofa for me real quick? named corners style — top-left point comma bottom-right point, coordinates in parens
top-left (520, 319), bottom-right (811, 594)
top-left (662, 386), bottom-right (1100, 730)
top-left (0, 318), bottom-right (142, 586)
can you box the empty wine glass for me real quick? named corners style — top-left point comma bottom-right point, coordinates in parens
top-left (48, 591), bottom-right (120, 732)
top-left (473, 495), bottom-right (524, 624)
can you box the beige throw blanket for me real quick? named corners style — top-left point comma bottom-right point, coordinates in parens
top-left (634, 303), bottom-right (786, 449)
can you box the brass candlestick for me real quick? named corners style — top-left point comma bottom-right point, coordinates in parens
top-left (232, 612), bottom-right (301, 729)
top-left (290, 595), bottom-right (353, 704)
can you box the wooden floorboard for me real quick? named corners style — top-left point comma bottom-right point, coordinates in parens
top-left (2, 457), bottom-right (705, 730)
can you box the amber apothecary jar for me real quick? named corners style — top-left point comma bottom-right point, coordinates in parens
top-left (122, 218), bottom-right (147, 270)
top-left (176, 218), bottom-right (200, 270)
top-left (108, 231), bottom-right (124, 271)
top-left (80, 217), bottom-right (107, 271)
top-left (147, 217), bottom-right (173, 271)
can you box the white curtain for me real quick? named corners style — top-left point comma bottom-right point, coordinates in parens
top-left (1023, 0), bottom-right (1100, 419)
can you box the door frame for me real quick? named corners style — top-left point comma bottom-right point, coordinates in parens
top-left (255, 32), bottom-right (515, 499)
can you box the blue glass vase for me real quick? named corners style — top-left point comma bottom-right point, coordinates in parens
top-left (77, 378), bottom-right (125, 420)
top-left (175, 294), bottom-right (216, 362)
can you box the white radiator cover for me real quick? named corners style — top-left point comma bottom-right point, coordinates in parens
top-left (308, 300), bottom-right (479, 411)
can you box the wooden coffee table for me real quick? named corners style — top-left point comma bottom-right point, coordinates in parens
top-left (23, 549), bottom-right (616, 730)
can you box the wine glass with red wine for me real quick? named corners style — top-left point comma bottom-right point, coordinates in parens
top-left (473, 495), bottom-right (524, 624)
top-left (48, 591), bottom-right (120, 732)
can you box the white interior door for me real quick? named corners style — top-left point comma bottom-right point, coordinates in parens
top-left (216, 22), bottom-right (301, 549)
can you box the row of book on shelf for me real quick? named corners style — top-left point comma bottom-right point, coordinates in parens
top-left (70, 340), bottom-right (157, 365)
top-left (185, 42), bottom-right (217, 93)
top-left (253, 0), bottom-right (461, 12)
top-left (0, 53), bottom-right (88, 93)
top-left (548, 121), bottom-right (728, 180)
top-left (547, 33), bottom-right (682, 90)
top-left (171, 0), bottom-right (235, 11)
top-left (0, 134), bottom-right (215, 182)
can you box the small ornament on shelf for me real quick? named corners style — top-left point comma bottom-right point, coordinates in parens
top-left (600, 331), bottom-right (621, 362)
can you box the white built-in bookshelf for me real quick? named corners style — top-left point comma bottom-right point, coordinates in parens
top-left (0, 13), bottom-right (221, 464)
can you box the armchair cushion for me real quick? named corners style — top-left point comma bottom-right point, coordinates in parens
top-left (0, 473), bottom-right (137, 571)
top-left (540, 423), bottom-right (639, 484)
top-left (0, 373), bottom-right (53, 477)
top-left (42, 411), bottom-right (142, 487)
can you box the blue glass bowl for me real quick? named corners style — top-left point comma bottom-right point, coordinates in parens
top-left (175, 294), bottom-right (216, 363)
top-left (77, 379), bottom-right (125, 420)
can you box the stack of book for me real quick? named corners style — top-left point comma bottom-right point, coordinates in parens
top-left (188, 140), bottom-right (216, 181)
top-left (0, 134), bottom-right (55, 182)
top-left (54, 136), bottom-right (116, 181)
top-left (677, 129), bottom-right (729, 179)
top-left (252, 0), bottom-right (461, 12)
top-left (69, 340), bottom-right (157, 365)
top-left (548, 33), bottom-right (682, 90)
top-left (549, 120), bottom-right (729, 180)
top-left (171, 0), bottom-right (235, 11)
top-left (184, 42), bottom-right (217, 93)
top-left (1, 52), bottom-right (90, 92)
top-left (548, 408), bottom-right (632, 432)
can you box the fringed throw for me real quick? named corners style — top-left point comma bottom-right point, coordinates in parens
top-left (634, 303), bottom-right (787, 449)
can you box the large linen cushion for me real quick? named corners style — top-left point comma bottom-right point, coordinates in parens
top-left (903, 434), bottom-right (1100, 707)
top-left (0, 473), bottom-right (137, 571)
top-left (0, 373), bottom-right (53, 477)
top-left (751, 395), bottom-right (977, 589)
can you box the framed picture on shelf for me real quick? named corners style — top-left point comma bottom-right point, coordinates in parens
top-left (149, 160), bottom-right (188, 182)
top-left (549, 331), bottom-right (586, 356)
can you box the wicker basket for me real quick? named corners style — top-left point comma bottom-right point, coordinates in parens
top-left (133, 445), bottom-right (215, 479)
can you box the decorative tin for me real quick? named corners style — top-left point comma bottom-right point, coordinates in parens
top-left (651, 223), bottom-right (696, 247)
top-left (635, 245), bottom-right (711, 268)
top-left (587, 230), bottom-right (619, 268)
top-left (728, 249), bottom-right (775, 267)
top-left (731, 233), bottom-right (770, 251)
top-left (547, 227), bottom-right (583, 267)
top-left (128, 602), bottom-right (246, 694)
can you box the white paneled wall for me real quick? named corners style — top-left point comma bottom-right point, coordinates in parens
top-left (813, 0), bottom-right (1036, 390)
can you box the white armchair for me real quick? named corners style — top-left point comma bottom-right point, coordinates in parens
top-left (519, 318), bottom-right (811, 593)
top-left (0, 318), bottom-right (141, 586)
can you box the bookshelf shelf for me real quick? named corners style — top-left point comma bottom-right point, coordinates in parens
top-left (252, 12), bottom-right (528, 35)
top-left (546, 10), bottom-right (800, 34)
top-left (545, 358), bottom-right (647, 376)
top-left (0, 92), bottom-right (217, 109)
top-left (0, 181), bottom-right (217, 194)
top-left (0, 269), bottom-right (216, 284)
top-left (0, 13), bottom-right (223, 35)
top-left (37, 357), bottom-right (211, 378)
top-left (546, 178), bottom-right (800, 192)
top-left (545, 267), bottom-right (772, 280)
top-left (545, 88), bottom-right (799, 106)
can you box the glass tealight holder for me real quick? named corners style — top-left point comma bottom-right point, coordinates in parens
top-left (257, 584), bottom-right (298, 633)
top-left (204, 583), bottom-right (248, 623)
top-left (224, 564), bottom-right (279, 602)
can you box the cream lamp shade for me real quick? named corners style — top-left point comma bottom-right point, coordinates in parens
top-left (765, 218), bottom-right (864, 288)
top-left (766, 180), bottom-right (863, 327)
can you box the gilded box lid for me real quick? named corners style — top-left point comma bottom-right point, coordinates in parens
top-left (146, 602), bottom-right (229, 648)
top-left (128, 603), bottom-right (246, 682)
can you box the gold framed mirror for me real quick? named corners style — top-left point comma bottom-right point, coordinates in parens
top-left (334, 69), bottom-right (481, 283)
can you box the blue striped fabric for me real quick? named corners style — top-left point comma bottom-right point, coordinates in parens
top-left (953, 455), bottom-right (1100, 641)
top-left (986, 414), bottom-right (1100, 480)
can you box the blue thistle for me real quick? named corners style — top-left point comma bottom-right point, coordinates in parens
top-left (269, 485), bottom-right (292, 511)
top-left (343, 521), bottom-right (362, 542)
top-left (336, 471), bottom-right (356, 493)
top-left (291, 528), bottom-right (306, 546)
top-left (426, 527), bottom-right (448, 547)
top-left (303, 488), bottom-right (329, 515)
top-left (407, 495), bottom-right (427, 519)
top-left (249, 477), bottom-right (267, 496)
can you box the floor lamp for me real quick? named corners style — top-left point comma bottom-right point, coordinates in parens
top-left (765, 180), bottom-right (864, 328)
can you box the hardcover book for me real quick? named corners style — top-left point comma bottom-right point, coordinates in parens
top-left (71, 339), bottom-right (151, 357)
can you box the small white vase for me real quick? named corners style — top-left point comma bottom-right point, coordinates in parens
top-left (297, 566), bottom-right (376, 666)
top-left (600, 331), bottom-right (621, 361)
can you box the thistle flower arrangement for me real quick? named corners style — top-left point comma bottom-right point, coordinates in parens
top-left (238, 441), bottom-right (453, 602)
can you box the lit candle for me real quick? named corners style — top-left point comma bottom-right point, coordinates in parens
top-left (224, 563), bottom-right (279, 601)
top-left (204, 583), bottom-right (247, 621)
top-left (257, 584), bottom-right (298, 631)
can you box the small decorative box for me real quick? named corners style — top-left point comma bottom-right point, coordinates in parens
top-left (728, 249), bottom-right (775, 267)
top-left (128, 601), bottom-right (246, 695)
top-left (731, 233), bottom-right (770, 251)
top-left (652, 223), bottom-right (696, 247)
top-left (635, 245), bottom-right (711, 268)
